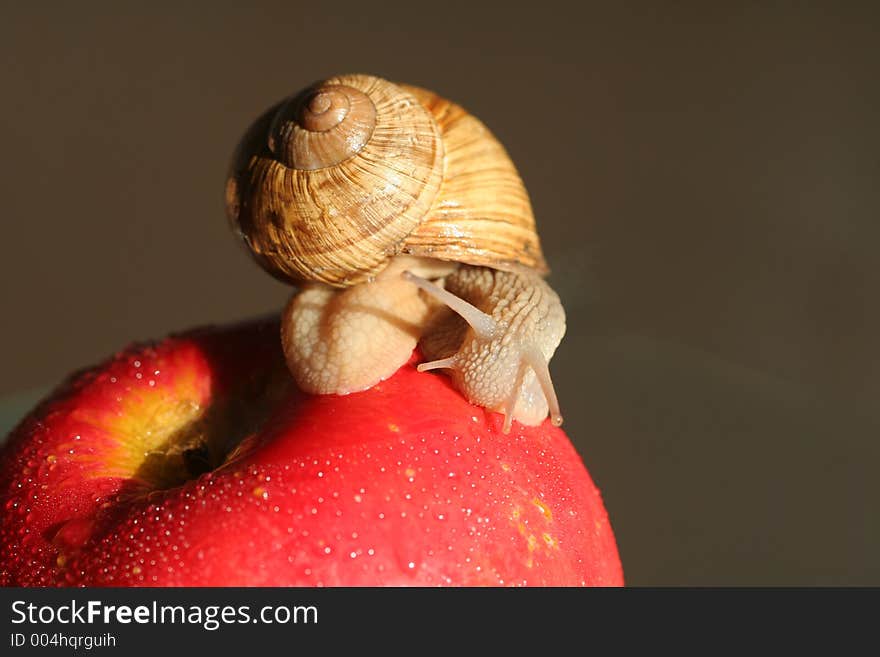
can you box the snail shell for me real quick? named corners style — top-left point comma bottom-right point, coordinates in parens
top-left (226, 74), bottom-right (547, 287)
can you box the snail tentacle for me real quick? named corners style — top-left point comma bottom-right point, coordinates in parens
top-left (417, 356), bottom-right (458, 372)
top-left (402, 271), bottom-right (497, 338)
top-left (503, 361), bottom-right (529, 434)
top-left (524, 346), bottom-right (563, 427)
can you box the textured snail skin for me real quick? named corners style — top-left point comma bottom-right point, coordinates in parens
top-left (409, 266), bottom-right (565, 433)
top-left (280, 258), bottom-right (448, 395)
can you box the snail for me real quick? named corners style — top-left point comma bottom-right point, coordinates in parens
top-left (225, 74), bottom-right (566, 433)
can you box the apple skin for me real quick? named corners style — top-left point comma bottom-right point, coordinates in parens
top-left (0, 318), bottom-right (623, 586)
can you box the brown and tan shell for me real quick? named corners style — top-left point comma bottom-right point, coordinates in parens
top-left (226, 73), bottom-right (547, 287)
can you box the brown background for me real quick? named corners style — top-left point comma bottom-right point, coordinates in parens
top-left (2, 2), bottom-right (878, 584)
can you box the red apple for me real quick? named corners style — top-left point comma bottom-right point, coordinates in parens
top-left (0, 318), bottom-right (622, 586)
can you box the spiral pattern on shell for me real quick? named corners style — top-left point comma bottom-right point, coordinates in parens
top-left (267, 84), bottom-right (378, 171)
top-left (226, 74), bottom-right (444, 287)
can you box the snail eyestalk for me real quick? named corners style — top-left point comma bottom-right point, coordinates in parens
top-left (417, 356), bottom-right (458, 372)
top-left (402, 271), bottom-right (497, 338)
top-left (524, 347), bottom-right (564, 427)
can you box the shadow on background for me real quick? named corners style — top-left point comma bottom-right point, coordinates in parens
top-left (1, 2), bottom-right (878, 584)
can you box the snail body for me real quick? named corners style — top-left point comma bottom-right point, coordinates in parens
top-left (280, 256), bottom-right (452, 395)
top-left (227, 74), bottom-right (565, 432)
